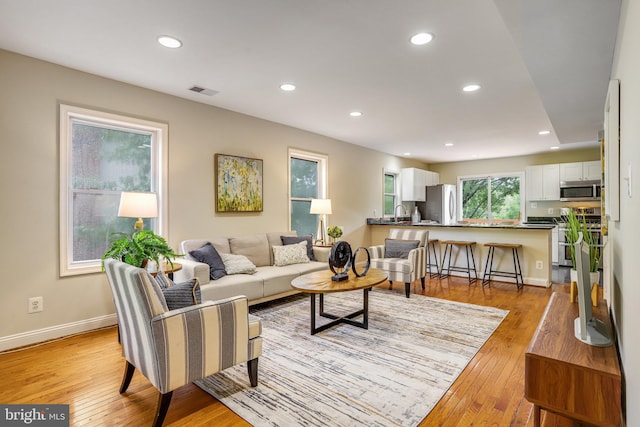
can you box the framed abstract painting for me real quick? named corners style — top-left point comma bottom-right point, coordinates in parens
top-left (215, 154), bottom-right (263, 212)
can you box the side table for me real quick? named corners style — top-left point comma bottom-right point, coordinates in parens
top-left (151, 262), bottom-right (182, 280)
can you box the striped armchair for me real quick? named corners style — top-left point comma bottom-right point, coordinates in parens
top-left (368, 228), bottom-right (429, 298)
top-left (104, 259), bottom-right (262, 427)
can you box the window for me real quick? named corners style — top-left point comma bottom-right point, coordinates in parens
top-left (383, 170), bottom-right (399, 217)
top-left (459, 173), bottom-right (523, 224)
top-left (289, 149), bottom-right (328, 236)
top-left (60, 104), bottom-right (167, 276)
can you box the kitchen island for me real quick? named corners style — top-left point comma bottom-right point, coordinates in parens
top-left (367, 219), bottom-right (554, 287)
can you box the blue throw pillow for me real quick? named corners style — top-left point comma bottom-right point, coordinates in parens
top-left (281, 235), bottom-right (316, 261)
top-left (384, 239), bottom-right (420, 259)
top-left (189, 242), bottom-right (227, 280)
top-left (155, 272), bottom-right (202, 310)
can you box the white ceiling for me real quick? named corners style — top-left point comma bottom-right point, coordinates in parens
top-left (0, 0), bottom-right (620, 163)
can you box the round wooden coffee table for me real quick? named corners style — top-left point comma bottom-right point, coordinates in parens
top-left (291, 268), bottom-right (387, 335)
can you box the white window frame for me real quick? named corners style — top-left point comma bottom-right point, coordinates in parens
top-left (288, 148), bottom-right (328, 231)
top-left (457, 171), bottom-right (524, 224)
top-left (59, 104), bottom-right (168, 276)
top-left (383, 168), bottom-right (400, 218)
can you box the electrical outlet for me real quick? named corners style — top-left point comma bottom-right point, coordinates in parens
top-left (530, 202), bottom-right (538, 209)
top-left (28, 296), bottom-right (43, 313)
top-left (547, 208), bottom-right (554, 214)
top-left (535, 260), bottom-right (543, 270)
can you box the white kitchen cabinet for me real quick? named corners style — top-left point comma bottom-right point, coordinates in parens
top-left (526, 164), bottom-right (559, 200)
top-left (583, 160), bottom-right (602, 180)
top-left (542, 164), bottom-right (560, 200)
top-left (401, 168), bottom-right (427, 201)
top-left (401, 168), bottom-right (440, 201)
top-left (559, 162), bottom-right (583, 182)
top-left (526, 166), bottom-right (543, 200)
top-left (425, 171), bottom-right (440, 186)
top-left (559, 161), bottom-right (601, 182)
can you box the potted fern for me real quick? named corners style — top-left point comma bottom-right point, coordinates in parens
top-left (102, 229), bottom-right (182, 270)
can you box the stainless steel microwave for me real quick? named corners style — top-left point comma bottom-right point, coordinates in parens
top-left (559, 180), bottom-right (601, 201)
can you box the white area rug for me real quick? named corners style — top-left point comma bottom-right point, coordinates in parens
top-left (195, 289), bottom-right (508, 427)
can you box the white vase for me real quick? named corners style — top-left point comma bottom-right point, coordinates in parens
top-left (412, 206), bottom-right (421, 223)
top-left (570, 269), bottom-right (600, 286)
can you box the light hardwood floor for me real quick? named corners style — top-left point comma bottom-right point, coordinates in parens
top-left (0, 276), bottom-right (591, 426)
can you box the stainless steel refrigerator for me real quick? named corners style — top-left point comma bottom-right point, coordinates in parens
top-left (417, 184), bottom-right (457, 225)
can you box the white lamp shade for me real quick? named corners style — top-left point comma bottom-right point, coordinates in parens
top-left (310, 198), bottom-right (332, 215)
top-left (118, 192), bottom-right (158, 218)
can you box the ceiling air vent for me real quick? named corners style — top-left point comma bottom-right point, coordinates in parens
top-left (189, 86), bottom-right (218, 96)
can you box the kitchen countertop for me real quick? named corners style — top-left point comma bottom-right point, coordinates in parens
top-left (366, 218), bottom-right (555, 230)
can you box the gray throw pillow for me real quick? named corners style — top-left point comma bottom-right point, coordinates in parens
top-left (281, 235), bottom-right (316, 261)
top-left (154, 272), bottom-right (202, 310)
top-left (189, 242), bottom-right (227, 280)
top-left (384, 239), bottom-right (420, 259)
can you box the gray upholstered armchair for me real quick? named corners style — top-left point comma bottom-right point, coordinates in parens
top-left (104, 259), bottom-right (262, 427)
top-left (368, 228), bottom-right (428, 298)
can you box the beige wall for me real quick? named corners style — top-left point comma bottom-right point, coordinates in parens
top-left (2, 28), bottom-right (636, 420)
top-left (609, 0), bottom-right (640, 422)
top-left (0, 49), bottom-right (427, 345)
top-left (427, 148), bottom-right (600, 185)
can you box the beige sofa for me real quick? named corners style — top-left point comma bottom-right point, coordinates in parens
top-left (172, 231), bottom-right (330, 305)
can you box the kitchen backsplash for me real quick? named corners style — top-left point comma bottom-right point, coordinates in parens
top-left (525, 200), bottom-right (601, 218)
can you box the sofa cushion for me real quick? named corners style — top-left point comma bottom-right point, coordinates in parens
top-left (229, 234), bottom-right (270, 267)
top-left (220, 253), bottom-right (257, 274)
top-left (255, 266), bottom-right (300, 297)
top-left (189, 243), bottom-right (227, 280)
top-left (282, 260), bottom-right (328, 276)
top-left (181, 238), bottom-right (231, 259)
top-left (199, 275), bottom-right (264, 302)
top-left (281, 234), bottom-right (316, 261)
top-left (384, 238), bottom-right (420, 259)
top-left (267, 231), bottom-right (296, 264)
top-left (272, 241), bottom-right (310, 266)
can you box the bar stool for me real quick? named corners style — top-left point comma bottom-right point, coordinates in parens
top-left (427, 239), bottom-right (440, 278)
top-left (440, 240), bottom-right (478, 283)
top-left (482, 242), bottom-right (524, 289)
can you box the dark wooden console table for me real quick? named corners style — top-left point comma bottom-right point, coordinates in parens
top-left (525, 292), bottom-right (621, 426)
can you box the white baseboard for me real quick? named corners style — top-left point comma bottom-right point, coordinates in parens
top-left (0, 314), bottom-right (118, 352)
top-left (439, 270), bottom-right (550, 288)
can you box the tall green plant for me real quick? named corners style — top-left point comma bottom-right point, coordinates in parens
top-left (561, 209), bottom-right (601, 272)
top-left (102, 229), bottom-right (182, 269)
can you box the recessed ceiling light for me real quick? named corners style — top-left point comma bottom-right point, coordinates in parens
top-left (538, 130), bottom-right (551, 135)
top-left (463, 84), bottom-right (481, 92)
top-left (349, 111), bottom-right (363, 117)
top-left (157, 35), bottom-right (182, 49)
top-left (410, 32), bottom-right (434, 45)
top-left (550, 146), bottom-right (560, 150)
top-left (403, 152), bottom-right (411, 156)
top-left (280, 83), bottom-right (296, 91)
top-left (444, 142), bottom-right (454, 147)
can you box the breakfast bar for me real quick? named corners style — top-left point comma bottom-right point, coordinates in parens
top-left (368, 220), bottom-right (554, 287)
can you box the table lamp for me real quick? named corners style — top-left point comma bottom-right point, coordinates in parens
top-left (310, 198), bottom-right (332, 245)
top-left (118, 191), bottom-right (158, 231)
